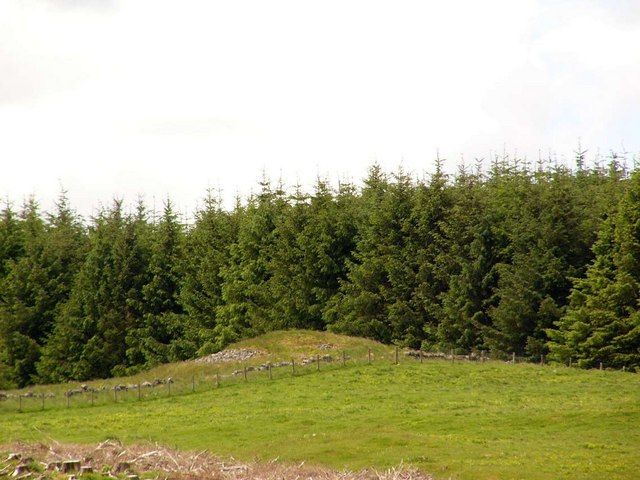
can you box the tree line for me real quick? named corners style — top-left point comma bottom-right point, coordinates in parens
top-left (1, 152), bottom-right (639, 388)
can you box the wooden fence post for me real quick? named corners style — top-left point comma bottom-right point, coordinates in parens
top-left (19, 395), bottom-right (22, 412)
top-left (216, 372), bottom-right (220, 388)
top-left (342, 351), bottom-right (346, 366)
top-left (368, 348), bottom-right (372, 364)
top-left (569, 357), bottom-right (572, 368)
top-left (192, 376), bottom-right (195, 392)
top-left (243, 366), bottom-right (247, 381)
top-left (138, 383), bottom-right (141, 400)
top-left (268, 364), bottom-right (272, 380)
top-left (451, 349), bottom-right (454, 364)
top-left (395, 347), bottom-right (399, 365)
top-left (420, 350), bottom-right (423, 364)
top-left (292, 358), bottom-right (295, 376)
top-left (600, 362), bottom-right (603, 371)
top-left (91, 390), bottom-right (94, 406)
top-left (41, 393), bottom-right (45, 411)
top-left (317, 354), bottom-right (320, 371)
top-left (512, 352), bottom-right (516, 364)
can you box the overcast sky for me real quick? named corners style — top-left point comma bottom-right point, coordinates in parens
top-left (1, 0), bottom-right (639, 218)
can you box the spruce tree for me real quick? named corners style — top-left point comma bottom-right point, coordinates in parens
top-left (0, 194), bottom-right (85, 386)
top-left (180, 191), bottom-right (238, 355)
top-left (127, 199), bottom-right (188, 367)
top-left (325, 166), bottom-right (422, 345)
top-left (213, 178), bottom-right (285, 349)
top-left (38, 201), bottom-right (149, 381)
top-left (549, 172), bottom-right (640, 369)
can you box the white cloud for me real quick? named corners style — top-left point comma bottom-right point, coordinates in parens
top-left (0, 0), bottom-right (638, 217)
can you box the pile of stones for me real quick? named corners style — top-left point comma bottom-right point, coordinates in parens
top-left (195, 349), bottom-right (265, 364)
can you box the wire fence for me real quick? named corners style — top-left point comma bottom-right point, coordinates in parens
top-left (0, 347), bottom-right (632, 414)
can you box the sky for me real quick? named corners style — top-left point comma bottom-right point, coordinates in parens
top-left (1, 0), bottom-right (639, 218)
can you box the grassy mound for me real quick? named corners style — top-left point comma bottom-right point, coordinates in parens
top-left (1, 340), bottom-right (639, 479)
top-left (0, 330), bottom-right (392, 400)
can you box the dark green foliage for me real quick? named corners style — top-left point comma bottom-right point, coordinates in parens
top-left (179, 191), bottom-right (238, 355)
top-left (37, 201), bottom-right (150, 382)
top-left (126, 200), bottom-right (188, 369)
top-left (212, 179), bottom-right (286, 348)
top-left (549, 171), bottom-right (640, 369)
top-left (2, 153), bottom-right (639, 385)
top-left (324, 166), bottom-right (417, 344)
top-left (0, 194), bottom-right (86, 386)
top-left (439, 169), bottom-right (503, 352)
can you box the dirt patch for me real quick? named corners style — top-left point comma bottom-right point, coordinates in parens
top-left (195, 349), bottom-right (265, 364)
top-left (1, 441), bottom-right (433, 480)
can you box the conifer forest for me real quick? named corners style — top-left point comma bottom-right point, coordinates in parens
top-left (2, 153), bottom-right (640, 388)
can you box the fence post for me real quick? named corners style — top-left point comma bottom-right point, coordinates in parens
top-left (216, 372), bottom-right (220, 388)
top-left (512, 352), bottom-right (516, 364)
top-left (137, 383), bottom-right (141, 400)
top-left (540, 354), bottom-right (545, 366)
top-left (268, 364), bottom-right (272, 380)
top-left (66, 393), bottom-right (70, 408)
top-left (599, 362), bottom-right (603, 371)
top-left (450, 349), bottom-right (454, 364)
top-left (420, 349), bottom-right (423, 364)
top-left (168, 382), bottom-right (171, 396)
top-left (569, 357), bottom-right (572, 368)
top-left (623, 366), bottom-right (626, 372)
top-left (91, 390), bottom-right (94, 406)
top-left (292, 358), bottom-right (295, 376)
top-left (41, 393), bottom-right (45, 411)
top-left (368, 348), bottom-right (372, 364)
top-left (395, 347), bottom-right (399, 365)
top-left (192, 376), bottom-right (195, 392)
top-left (317, 354), bottom-right (320, 371)
top-left (19, 395), bottom-right (22, 412)
top-left (243, 366), bottom-right (247, 381)
top-left (114, 388), bottom-right (118, 403)
top-left (342, 351), bottom-right (346, 366)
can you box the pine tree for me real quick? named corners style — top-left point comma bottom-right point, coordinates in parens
top-left (439, 169), bottom-right (504, 351)
top-left (410, 164), bottom-right (454, 348)
top-left (0, 194), bottom-right (86, 386)
top-left (0, 200), bottom-right (24, 278)
top-left (549, 172), bottom-right (640, 369)
top-left (325, 166), bottom-right (423, 345)
top-left (126, 199), bottom-right (188, 368)
top-left (38, 201), bottom-right (149, 381)
top-left (180, 191), bottom-right (238, 355)
top-left (0, 200), bottom-right (25, 388)
top-left (213, 178), bottom-right (286, 349)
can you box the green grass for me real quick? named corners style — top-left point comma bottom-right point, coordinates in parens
top-left (0, 330), bottom-right (392, 407)
top-left (1, 343), bottom-right (639, 480)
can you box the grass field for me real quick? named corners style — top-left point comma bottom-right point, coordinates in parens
top-left (0, 330), bottom-right (392, 408)
top-left (1, 332), bottom-right (639, 480)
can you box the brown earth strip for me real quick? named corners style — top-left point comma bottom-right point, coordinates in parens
top-left (1, 440), bottom-right (433, 480)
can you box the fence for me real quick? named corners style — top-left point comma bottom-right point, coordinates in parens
top-left (0, 347), bottom-right (632, 414)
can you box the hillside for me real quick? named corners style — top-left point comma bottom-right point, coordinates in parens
top-left (1, 331), bottom-right (639, 480)
top-left (0, 330), bottom-right (392, 407)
